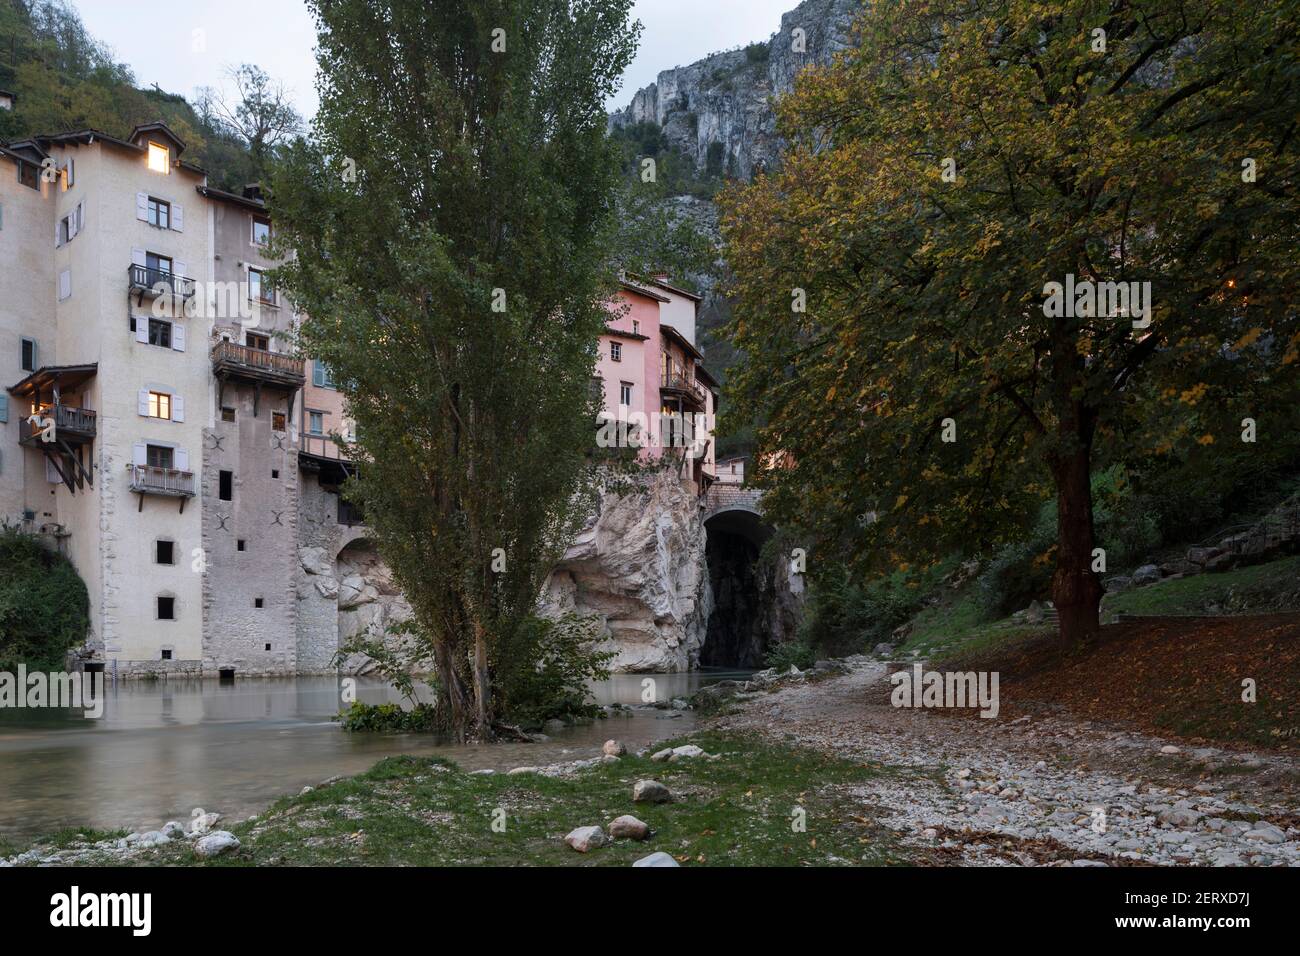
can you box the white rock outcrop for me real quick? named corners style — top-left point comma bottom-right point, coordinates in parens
top-left (542, 470), bottom-right (711, 672)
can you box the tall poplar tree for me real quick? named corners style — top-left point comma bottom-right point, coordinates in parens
top-left (271, 0), bottom-right (639, 740)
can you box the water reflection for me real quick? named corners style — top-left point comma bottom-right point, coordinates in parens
top-left (0, 671), bottom-right (748, 844)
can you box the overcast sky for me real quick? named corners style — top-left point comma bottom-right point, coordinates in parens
top-left (75, 0), bottom-right (795, 120)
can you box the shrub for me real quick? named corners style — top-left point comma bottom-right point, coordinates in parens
top-left (0, 527), bottom-right (89, 671)
top-left (764, 641), bottom-right (816, 672)
top-left (494, 614), bottom-right (612, 727)
top-left (799, 562), bottom-right (954, 656)
top-left (336, 701), bottom-right (440, 733)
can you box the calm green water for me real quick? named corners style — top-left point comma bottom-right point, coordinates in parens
top-left (0, 671), bottom-right (747, 844)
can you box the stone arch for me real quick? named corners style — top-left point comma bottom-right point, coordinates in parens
top-left (701, 504), bottom-right (779, 669)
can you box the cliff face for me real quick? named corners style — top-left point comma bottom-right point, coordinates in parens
top-left (608, 0), bottom-right (863, 179)
top-left (542, 470), bottom-right (712, 673)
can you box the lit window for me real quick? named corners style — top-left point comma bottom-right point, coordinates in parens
top-left (147, 391), bottom-right (171, 420)
top-left (147, 142), bottom-right (170, 174)
top-left (271, 411), bottom-right (286, 431)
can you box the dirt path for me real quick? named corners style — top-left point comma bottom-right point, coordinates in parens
top-left (713, 662), bottom-right (1300, 866)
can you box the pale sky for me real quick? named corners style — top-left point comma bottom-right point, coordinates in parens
top-left (73, 0), bottom-right (796, 120)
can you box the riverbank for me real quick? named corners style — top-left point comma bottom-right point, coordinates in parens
top-left (4, 728), bottom-right (925, 867)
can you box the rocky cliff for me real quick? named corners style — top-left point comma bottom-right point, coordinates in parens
top-left (542, 469), bottom-right (712, 672)
top-left (608, 0), bottom-right (862, 179)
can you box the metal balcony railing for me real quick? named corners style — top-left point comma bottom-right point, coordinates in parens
top-left (129, 465), bottom-right (195, 497)
top-left (127, 264), bottom-right (195, 299)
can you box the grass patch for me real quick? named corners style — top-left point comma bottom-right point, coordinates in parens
top-left (898, 592), bottom-right (1048, 659)
top-left (41, 826), bottom-right (130, 849)
top-left (1103, 555), bottom-right (1300, 619)
top-left (110, 732), bottom-right (915, 867)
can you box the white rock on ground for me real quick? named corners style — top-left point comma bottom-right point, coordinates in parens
top-left (193, 831), bottom-right (240, 859)
top-left (608, 815), bottom-right (650, 840)
top-left (632, 851), bottom-right (680, 867)
top-left (603, 740), bottom-right (627, 757)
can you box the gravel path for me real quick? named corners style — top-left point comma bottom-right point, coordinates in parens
top-left (714, 662), bottom-right (1300, 866)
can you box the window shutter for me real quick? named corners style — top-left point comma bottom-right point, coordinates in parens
top-left (135, 318), bottom-right (148, 344)
top-left (75, 201), bottom-right (84, 235)
top-left (171, 323), bottom-right (185, 352)
top-left (312, 362), bottom-right (323, 387)
top-left (171, 394), bottom-right (185, 422)
top-left (175, 448), bottom-right (189, 471)
top-left (133, 442), bottom-right (147, 466)
top-left (136, 192), bottom-right (148, 221)
top-left (138, 389), bottom-right (150, 417)
top-left (131, 247), bottom-right (146, 268)
top-left (46, 456), bottom-right (60, 484)
top-left (171, 203), bottom-right (183, 232)
top-left (55, 220), bottom-right (62, 248)
top-left (67, 158), bottom-right (75, 187)
top-left (0, 394), bottom-right (8, 423)
top-left (58, 270), bottom-right (71, 300)
top-left (175, 260), bottom-right (187, 280)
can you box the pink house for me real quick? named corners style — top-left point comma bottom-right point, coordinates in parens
top-left (595, 277), bottom-right (717, 491)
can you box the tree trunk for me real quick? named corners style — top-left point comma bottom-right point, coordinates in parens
top-left (1051, 441), bottom-right (1103, 644)
top-left (471, 621), bottom-right (492, 741)
top-left (433, 639), bottom-right (472, 742)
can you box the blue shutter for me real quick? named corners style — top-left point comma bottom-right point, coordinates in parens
top-left (312, 362), bottom-right (324, 387)
top-left (0, 394), bottom-right (8, 423)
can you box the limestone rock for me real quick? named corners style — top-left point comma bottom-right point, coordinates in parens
top-left (298, 546), bottom-right (332, 576)
top-left (194, 831), bottom-right (240, 858)
top-left (632, 851), bottom-right (680, 867)
top-left (602, 739), bottom-right (627, 757)
top-left (1132, 564), bottom-right (1161, 586)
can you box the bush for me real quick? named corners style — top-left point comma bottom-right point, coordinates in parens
top-left (799, 562), bottom-right (953, 656)
top-left (0, 527), bottom-right (89, 670)
top-left (336, 701), bottom-right (440, 733)
top-left (764, 641), bottom-right (816, 672)
top-left (494, 614), bottom-right (613, 727)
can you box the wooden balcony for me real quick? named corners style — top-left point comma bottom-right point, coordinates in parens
top-left (660, 367), bottom-right (708, 409)
top-left (129, 465), bottom-right (196, 512)
top-left (212, 340), bottom-right (306, 390)
top-left (19, 404), bottom-right (97, 446)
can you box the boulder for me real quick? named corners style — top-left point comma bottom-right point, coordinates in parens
top-left (668, 744), bottom-right (708, 761)
top-left (632, 851), bottom-right (680, 867)
top-left (650, 748), bottom-right (674, 762)
top-left (1132, 564), bottom-right (1161, 586)
top-left (1204, 552), bottom-right (1235, 573)
top-left (1243, 824), bottom-right (1285, 844)
top-left (563, 826), bottom-right (609, 853)
top-left (193, 831), bottom-right (240, 858)
top-left (314, 577), bottom-right (340, 599)
top-left (608, 815), bottom-right (650, 840)
top-left (160, 821), bottom-right (186, 840)
top-left (189, 810), bottom-right (220, 835)
top-left (872, 642), bottom-right (897, 657)
top-left (1186, 546), bottom-right (1221, 566)
top-left (1103, 576), bottom-right (1134, 593)
top-left (602, 739), bottom-right (627, 757)
top-left (298, 546), bottom-right (332, 576)
top-left (1159, 560), bottom-right (1199, 577)
top-left (632, 779), bottom-right (673, 804)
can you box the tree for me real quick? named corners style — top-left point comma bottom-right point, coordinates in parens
top-left (270, 0), bottom-right (640, 741)
top-left (720, 0), bottom-right (1300, 643)
top-left (195, 64), bottom-right (301, 171)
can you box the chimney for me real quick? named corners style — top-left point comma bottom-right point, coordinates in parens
top-left (242, 183), bottom-right (264, 202)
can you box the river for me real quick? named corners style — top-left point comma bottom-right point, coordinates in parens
top-left (0, 672), bottom-right (747, 845)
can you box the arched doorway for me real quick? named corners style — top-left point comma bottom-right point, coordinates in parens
top-left (702, 506), bottom-right (774, 668)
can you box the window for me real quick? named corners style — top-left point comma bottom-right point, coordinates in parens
top-left (252, 217), bottom-right (271, 245)
top-left (219, 470), bottom-right (233, 501)
top-left (246, 332), bottom-right (269, 351)
top-left (248, 268), bottom-right (275, 305)
top-left (312, 362), bottom-right (336, 389)
top-left (17, 161), bottom-right (39, 190)
top-left (147, 142), bottom-right (170, 174)
top-left (632, 320), bottom-right (640, 335)
top-left (309, 411), bottom-right (324, 435)
top-left (157, 596), bottom-right (175, 620)
top-left (146, 252), bottom-right (172, 276)
top-left (271, 469), bottom-right (279, 479)
top-left (146, 444), bottom-right (173, 469)
top-left (271, 411), bottom-right (286, 431)
top-left (237, 539), bottom-right (246, 552)
top-left (161, 649), bottom-right (173, 660)
top-left (147, 197), bottom-right (170, 229)
top-left (264, 644), bottom-right (272, 652)
top-left (610, 341), bottom-right (622, 362)
top-left (156, 540), bottom-right (175, 565)
top-left (20, 338), bottom-right (36, 372)
top-left (147, 391), bottom-right (171, 420)
top-left (619, 382), bottom-right (633, 407)
top-left (147, 319), bottom-right (172, 348)
top-left (221, 407), bottom-right (236, 423)
top-left (254, 597), bottom-right (264, 609)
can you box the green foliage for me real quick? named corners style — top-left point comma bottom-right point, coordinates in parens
top-left (720, 0), bottom-right (1300, 638)
top-left (743, 42), bottom-right (770, 66)
top-left (271, 0), bottom-right (640, 740)
top-left (763, 640), bottom-right (815, 672)
top-left (494, 615), bottom-right (612, 726)
top-left (800, 561), bottom-right (955, 656)
top-left (0, 526), bottom-right (89, 670)
top-left (336, 701), bottom-right (441, 733)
